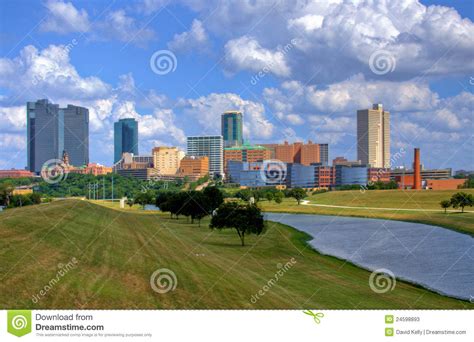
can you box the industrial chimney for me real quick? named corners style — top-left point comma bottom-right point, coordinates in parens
top-left (413, 148), bottom-right (421, 190)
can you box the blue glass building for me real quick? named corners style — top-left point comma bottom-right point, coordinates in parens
top-left (337, 165), bottom-right (368, 186)
top-left (27, 99), bottom-right (89, 173)
top-left (114, 118), bottom-right (138, 163)
top-left (221, 111), bottom-right (243, 148)
top-left (287, 163), bottom-right (317, 188)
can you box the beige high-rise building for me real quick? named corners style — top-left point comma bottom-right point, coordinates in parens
top-left (152, 147), bottom-right (185, 175)
top-left (357, 104), bottom-right (390, 168)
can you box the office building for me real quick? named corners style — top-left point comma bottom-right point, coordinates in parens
top-left (114, 118), bottom-right (138, 163)
top-left (315, 165), bottom-right (336, 188)
top-left (27, 99), bottom-right (89, 173)
top-left (319, 143), bottom-right (329, 166)
top-left (286, 164), bottom-right (317, 188)
top-left (187, 135), bottom-right (224, 178)
top-left (261, 140), bottom-right (321, 165)
top-left (114, 153), bottom-right (153, 170)
top-left (332, 157), bottom-right (362, 166)
top-left (221, 111), bottom-right (243, 147)
top-left (227, 160), bottom-right (287, 188)
top-left (224, 143), bottom-right (271, 174)
top-left (357, 104), bottom-right (390, 168)
top-left (0, 169), bottom-right (35, 179)
top-left (178, 156), bottom-right (209, 180)
top-left (152, 147), bottom-right (185, 175)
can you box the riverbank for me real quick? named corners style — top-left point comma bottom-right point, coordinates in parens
top-left (259, 189), bottom-right (474, 236)
top-left (1, 199), bottom-right (470, 309)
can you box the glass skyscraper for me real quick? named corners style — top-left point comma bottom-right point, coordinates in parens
top-left (27, 99), bottom-right (89, 173)
top-left (114, 118), bottom-right (139, 163)
top-left (187, 135), bottom-right (223, 178)
top-left (221, 111), bottom-right (243, 148)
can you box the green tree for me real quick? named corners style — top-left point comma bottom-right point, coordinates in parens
top-left (288, 188), bottom-right (307, 205)
top-left (439, 200), bottom-right (451, 213)
top-left (126, 198), bottom-right (134, 208)
top-left (210, 202), bottom-right (264, 246)
top-left (0, 181), bottom-right (14, 206)
top-left (274, 191), bottom-right (284, 204)
top-left (202, 186), bottom-right (224, 212)
top-left (450, 192), bottom-right (473, 213)
top-left (134, 191), bottom-right (153, 209)
top-left (265, 191), bottom-right (274, 202)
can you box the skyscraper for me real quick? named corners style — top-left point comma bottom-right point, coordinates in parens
top-left (187, 135), bottom-right (224, 178)
top-left (357, 104), bottom-right (390, 168)
top-left (27, 99), bottom-right (89, 173)
top-left (221, 111), bottom-right (243, 147)
top-left (114, 118), bottom-right (138, 163)
top-left (319, 143), bottom-right (329, 166)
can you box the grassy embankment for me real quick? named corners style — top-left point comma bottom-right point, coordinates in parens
top-left (260, 189), bottom-right (474, 236)
top-left (0, 199), bottom-right (471, 309)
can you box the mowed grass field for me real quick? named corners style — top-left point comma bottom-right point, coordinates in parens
top-left (0, 199), bottom-right (471, 309)
top-left (260, 189), bottom-right (474, 235)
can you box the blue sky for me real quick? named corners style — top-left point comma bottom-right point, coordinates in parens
top-left (0, 0), bottom-right (473, 171)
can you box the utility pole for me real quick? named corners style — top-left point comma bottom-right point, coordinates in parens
top-left (111, 174), bottom-right (114, 202)
top-left (103, 177), bottom-right (105, 200)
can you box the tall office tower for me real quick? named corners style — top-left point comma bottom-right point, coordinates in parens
top-left (114, 118), bottom-right (138, 163)
top-left (187, 135), bottom-right (224, 178)
top-left (27, 99), bottom-right (89, 173)
top-left (221, 111), bottom-right (243, 148)
top-left (152, 147), bottom-right (185, 175)
top-left (319, 143), bottom-right (329, 166)
top-left (357, 104), bottom-right (390, 168)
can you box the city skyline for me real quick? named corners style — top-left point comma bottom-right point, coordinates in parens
top-left (0, 0), bottom-right (472, 171)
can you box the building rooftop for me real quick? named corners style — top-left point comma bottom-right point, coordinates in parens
top-left (224, 143), bottom-right (268, 151)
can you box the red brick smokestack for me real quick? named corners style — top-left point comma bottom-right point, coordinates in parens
top-left (413, 148), bottom-right (421, 190)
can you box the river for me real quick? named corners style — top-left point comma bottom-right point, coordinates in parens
top-left (265, 212), bottom-right (473, 301)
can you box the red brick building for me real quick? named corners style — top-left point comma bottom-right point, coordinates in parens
top-left (0, 169), bottom-right (35, 178)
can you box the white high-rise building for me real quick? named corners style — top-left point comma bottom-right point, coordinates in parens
top-left (357, 104), bottom-right (390, 168)
top-left (187, 135), bottom-right (224, 178)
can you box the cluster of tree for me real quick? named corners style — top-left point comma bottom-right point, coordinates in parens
top-left (0, 182), bottom-right (42, 209)
top-left (35, 173), bottom-right (183, 199)
top-left (336, 180), bottom-right (398, 191)
top-left (156, 186), bottom-right (224, 225)
top-left (8, 193), bottom-right (42, 208)
top-left (439, 192), bottom-right (474, 213)
top-left (210, 202), bottom-right (264, 246)
top-left (458, 175), bottom-right (474, 189)
top-left (235, 188), bottom-right (285, 203)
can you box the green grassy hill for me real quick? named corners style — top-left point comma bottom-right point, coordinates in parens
top-left (0, 200), bottom-right (471, 309)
